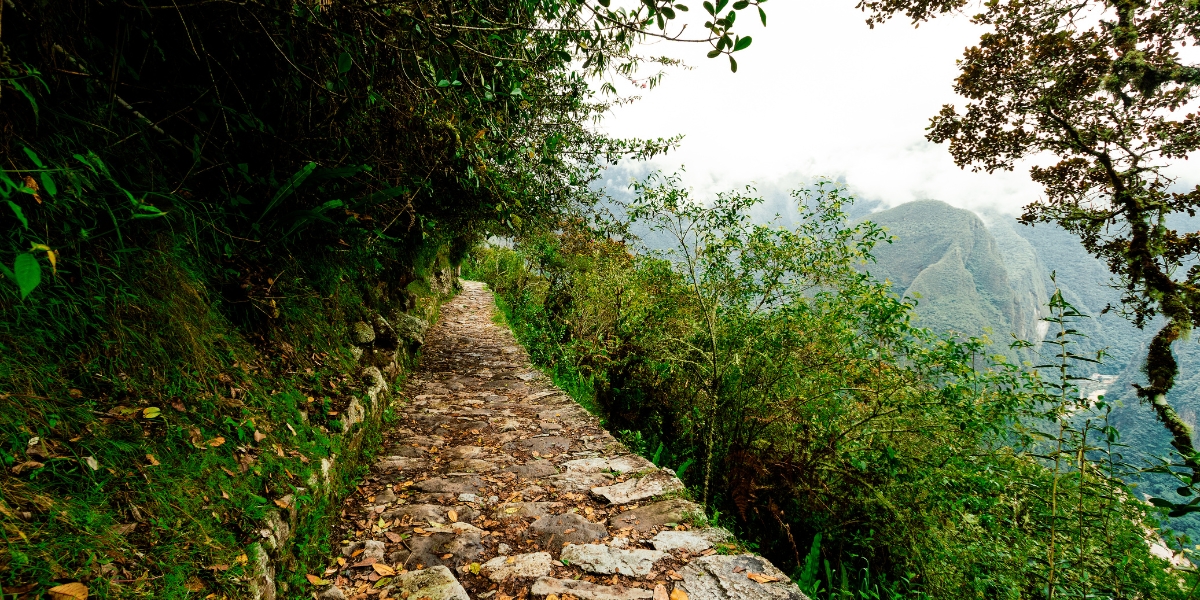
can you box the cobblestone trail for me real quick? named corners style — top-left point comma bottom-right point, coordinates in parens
top-left (321, 282), bottom-right (807, 600)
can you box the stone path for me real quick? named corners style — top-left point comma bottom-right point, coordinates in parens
top-left (320, 282), bottom-right (807, 600)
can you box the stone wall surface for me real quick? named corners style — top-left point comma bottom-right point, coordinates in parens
top-left (316, 281), bottom-right (808, 600)
top-left (246, 270), bottom-right (456, 600)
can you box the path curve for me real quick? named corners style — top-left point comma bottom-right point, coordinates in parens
top-left (322, 281), bottom-right (807, 600)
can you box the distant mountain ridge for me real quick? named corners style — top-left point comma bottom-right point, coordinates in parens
top-left (862, 200), bottom-right (1048, 353)
top-left (863, 198), bottom-right (1200, 540)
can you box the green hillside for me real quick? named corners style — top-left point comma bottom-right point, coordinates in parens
top-left (863, 201), bottom-right (1043, 356)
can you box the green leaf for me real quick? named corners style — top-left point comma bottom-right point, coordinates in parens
top-left (703, 0), bottom-right (715, 14)
top-left (22, 146), bottom-right (45, 168)
top-left (734, 36), bottom-right (752, 51)
top-left (707, 49), bottom-right (722, 58)
top-left (732, 0), bottom-right (748, 8)
top-left (40, 172), bottom-right (57, 197)
top-left (8, 80), bottom-right (38, 123)
top-left (7, 200), bottom-right (28, 229)
top-left (715, 0), bottom-right (728, 13)
top-left (759, 6), bottom-right (766, 25)
top-left (14, 253), bottom-right (40, 299)
top-left (337, 52), bottom-right (353, 74)
top-left (675, 3), bottom-right (688, 10)
top-left (729, 55), bottom-right (738, 72)
top-left (661, 6), bottom-right (676, 19)
top-left (598, 0), bottom-right (610, 6)
top-left (1179, 486), bottom-right (1194, 497)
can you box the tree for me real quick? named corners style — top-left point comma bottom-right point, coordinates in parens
top-left (857, 0), bottom-right (1200, 478)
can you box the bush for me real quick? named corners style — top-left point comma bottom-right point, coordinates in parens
top-left (467, 175), bottom-right (1196, 599)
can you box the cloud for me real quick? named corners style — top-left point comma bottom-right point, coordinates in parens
top-left (597, 1), bottom-right (1193, 216)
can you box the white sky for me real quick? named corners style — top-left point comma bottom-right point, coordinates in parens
top-left (598, 1), bottom-right (1193, 216)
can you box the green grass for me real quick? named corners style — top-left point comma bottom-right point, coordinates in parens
top-left (1, 249), bottom-right (454, 599)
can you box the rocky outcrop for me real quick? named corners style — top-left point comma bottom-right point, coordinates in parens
top-left (316, 281), bottom-right (807, 600)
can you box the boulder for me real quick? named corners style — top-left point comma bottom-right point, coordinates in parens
top-left (676, 554), bottom-right (808, 600)
top-left (650, 530), bottom-right (712, 553)
top-left (559, 543), bottom-right (665, 577)
top-left (390, 566), bottom-right (470, 600)
top-left (480, 552), bottom-right (553, 581)
top-left (528, 512), bottom-right (607, 550)
top-left (530, 577), bottom-right (655, 600)
top-left (608, 499), bottom-right (702, 533)
top-left (351, 321), bottom-right (375, 345)
top-left (592, 470), bottom-right (685, 504)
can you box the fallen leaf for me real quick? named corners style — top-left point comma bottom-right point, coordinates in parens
top-left (146, 454), bottom-right (160, 466)
top-left (84, 456), bottom-right (99, 470)
top-left (171, 400), bottom-right (186, 412)
top-left (447, 509), bottom-right (458, 522)
top-left (11, 461), bottom-right (43, 474)
top-left (274, 498), bottom-right (291, 509)
top-left (385, 531), bottom-right (402, 543)
top-left (286, 423), bottom-right (297, 436)
top-left (68, 389), bottom-right (83, 398)
top-left (184, 577), bottom-right (207, 592)
top-left (254, 431), bottom-right (267, 443)
top-left (337, 557), bottom-right (347, 567)
top-left (441, 553), bottom-right (452, 559)
top-left (654, 585), bottom-right (669, 600)
top-left (670, 589), bottom-right (689, 600)
top-left (209, 564), bottom-right (230, 572)
top-left (142, 407), bottom-right (161, 419)
top-left (208, 437), bottom-right (226, 447)
top-left (746, 573), bottom-right (780, 584)
top-left (305, 574), bottom-right (329, 586)
top-left (666, 570), bottom-right (683, 581)
top-left (47, 582), bottom-right (88, 599)
top-left (732, 566), bottom-right (745, 574)
top-left (372, 563), bottom-right (396, 576)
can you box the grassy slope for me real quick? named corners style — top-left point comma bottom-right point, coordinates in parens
top-left (1, 242), bottom-right (455, 599)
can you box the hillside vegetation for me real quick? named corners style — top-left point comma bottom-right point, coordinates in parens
top-left (466, 176), bottom-right (1195, 599)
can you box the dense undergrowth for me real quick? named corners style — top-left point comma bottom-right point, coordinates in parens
top-left (1, 239), bottom-right (455, 598)
top-left (0, 0), bottom-right (717, 596)
top-left (466, 175), bottom-right (1198, 599)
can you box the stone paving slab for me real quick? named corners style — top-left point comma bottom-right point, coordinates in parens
top-left (318, 281), bottom-right (808, 600)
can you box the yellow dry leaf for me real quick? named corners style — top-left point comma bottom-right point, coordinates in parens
top-left (47, 582), bottom-right (88, 599)
top-left (305, 574), bottom-right (329, 585)
top-left (146, 454), bottom-right (160, 466)
top-left (208, 437), bottom-right (226, 447)
top-left (142, 407), bottom-right (161, 419)
top-left (447, 509), bottom-right (458, 522)
top-left (45, 250), bottom-right (57, 275)
top-left (184, 577), bottom-right (206, 592)
top-left (746, 572), bottom-right (780, 584)
top-left (372, 563), bottom-right (396, 576)
top-left (337, 557), bottom-right (347, 567)
top-left (670, 589), bottom-right (689, 600)
top-left (274, 498), bottom-right (291, 509)
top-left (236, 553), bottom-right (248, 565)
